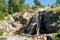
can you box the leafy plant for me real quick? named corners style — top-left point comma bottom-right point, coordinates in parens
top-left (49, 6), bottom-right (60, 14)
top-left (0, 29), bottom-right (7, 36)
top-left (56, 37), bottom-right (60, 40)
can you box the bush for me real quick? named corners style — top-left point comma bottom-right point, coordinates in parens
top-left (56, 37), bottom-right (60, 40)
top-left (0, 11), bottom-right (10, 21)
top-left (49, 6), bottom-right (60, 14)
top-left (0, 29), bottom-right (7, 36)
top-left (0, 11), bottom-right (5, 21)
top-left (56, 30), bottom-right (60, 33)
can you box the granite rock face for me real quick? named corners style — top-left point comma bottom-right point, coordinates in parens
top-left (24, 10), bottom-right (60, 35)
top-left (0, 9), bottom-right (60, 36)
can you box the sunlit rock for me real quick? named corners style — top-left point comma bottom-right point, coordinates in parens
top-left (1, 21), bottom-right (16, 33)
top-left (9, 15), bottom-right (15, 22)
top-left (11, 22), bottom-right (23, 31)
top-left (23, 12), bottom-right (33, 24)
top-left (47, 34), bottom-right (57, 40)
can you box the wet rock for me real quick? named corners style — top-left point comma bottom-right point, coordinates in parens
top-left (47, 36), bottom-right (52, 40)
top-left (40, 14), bottom-right (48, 33)
top-left (28, 23), bottom-right (37, 35)
top-left (50, 14), bottom-right (59, 22)
top-left (24, 23), bottom-right (37, 35)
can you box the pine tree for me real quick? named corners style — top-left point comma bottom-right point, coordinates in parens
top-left (8, 0), bottom-right (20, 14)
top-left (0, 0), bottom-right (7, 12)
top-left (56, 0), bottom-right (60, 5)
top-left (20, 0), bottom-right (25, 11)
top-left (34, 0), bottom-right (41, 6)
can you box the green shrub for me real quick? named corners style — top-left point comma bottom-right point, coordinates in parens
top-left (0, 11), bottom-right (10, 21)
top-left (0, 11), bottom-right (5, 21)
top-left (0, 29), bottom-right (7, 36)
top-left (53, 20), bottom-right (60, 24)
top-left (56, 37), bottom-right (60, 40)
top-left (56, 30), bottom-right (60, 33)
top-left (0, 30), bottom-right (4, 36)
top-left (49, 6), bottom-right (60, 14)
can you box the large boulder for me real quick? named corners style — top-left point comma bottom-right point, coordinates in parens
top-left (23, 12), bottom-right (33, 24)
top-left (11, 22), bottom-right (24, 31)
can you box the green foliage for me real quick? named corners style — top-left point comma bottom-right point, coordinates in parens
top-left (55, 20), bottom-right (60, 24)
top-left (0, 11), bottom-right (5, 21)
top-left (56, 37), bottom-right (60, 40)
top-left (8, 0), bottom-right (26, 14)
top-left (49, 6), bottom-right (60, 14)
top-left (24, 4), bottom-right (31, 11)
top-left (0, 0), bottom-right (8, 12)
top-left (0, 0), bottom-right (9, 21)
top-left (34, 0), bottom-right (41, 6)
top-left (34, 0), bottom-right (44, 7)
top-left (8, 0), bottom-right (20, 14)
top-left (20, 0), bottom-right (26, 12)
top-left (20, 3), bottom-right (31, 13)
top-left (20, 0), bottom-right (25, 4)
top-left (56, 30), bottom-right (60, 33)
top-left (0, 30), bottom-right (4, 36)
top-left (0, 11), bottom-right (10, 21)
top-left (0, 29), bottom-right (7, 36)
top-left (50, 5), bottom-right (54, 8)
top-left (56, 0), bottom-right (60, 5)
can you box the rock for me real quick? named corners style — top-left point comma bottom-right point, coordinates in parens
top-left (23, 12), bottom-right (33, 24)
top-left (28, 23), bottom-right (37, 35)
top-left (13, 14), bottom-right (28, 24)
top-left (35, 8), bottom-right (47, 14)
top-left (23, 16), bottom-right (32, 24)
top-left (20, 18), bottom-right (27, 24)
top-left (11, 22), bottom-right (23, 31)
top-left (24, 23), bottom-right (37, 35)
top-left (10, 21), bottom-right (25, 35)
top-left (12, 12), bottom-right (20, 17)
top-left (47, 36), bottom-right (53, 40)
top-left (0, 9), bottom-right (60, 36)
top-left (23, 12), bottom-right (28, 17)
top-left (0, 24), bottom-right (3, 29)
top-left (13, 14), bottom-right (23, 21)
top-left (47, 34), bottom-right (57, 40)
top-left (9, 15), bottom-right (15, 22)
top-left (1, 21), bottom-right (16, 33)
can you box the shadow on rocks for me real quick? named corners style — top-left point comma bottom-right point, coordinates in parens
top-left (47, 36), bottom-right (52, 40)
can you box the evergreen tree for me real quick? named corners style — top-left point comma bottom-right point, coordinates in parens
top-left (0, 0), bottom-right (8, 12)
top-left (8, 0), bottom-right (20, 14)
top-left (20, 0), bottom-right (25, 11)
top-left (20, 0), bottom-right (25, 4)
top-left (56, 0), bottom-right (60, 5)
top-left (34, 0), bottom-right (41, 6)
top-left (0, 0), bottom-right (8, 20)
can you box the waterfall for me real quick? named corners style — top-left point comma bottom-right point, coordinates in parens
top-left (24, 10), bottom-right (60, 35)
top-left (24, 11), bottom-right (46, 35)
top-left (36, 13), bottom-right (40, 35)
